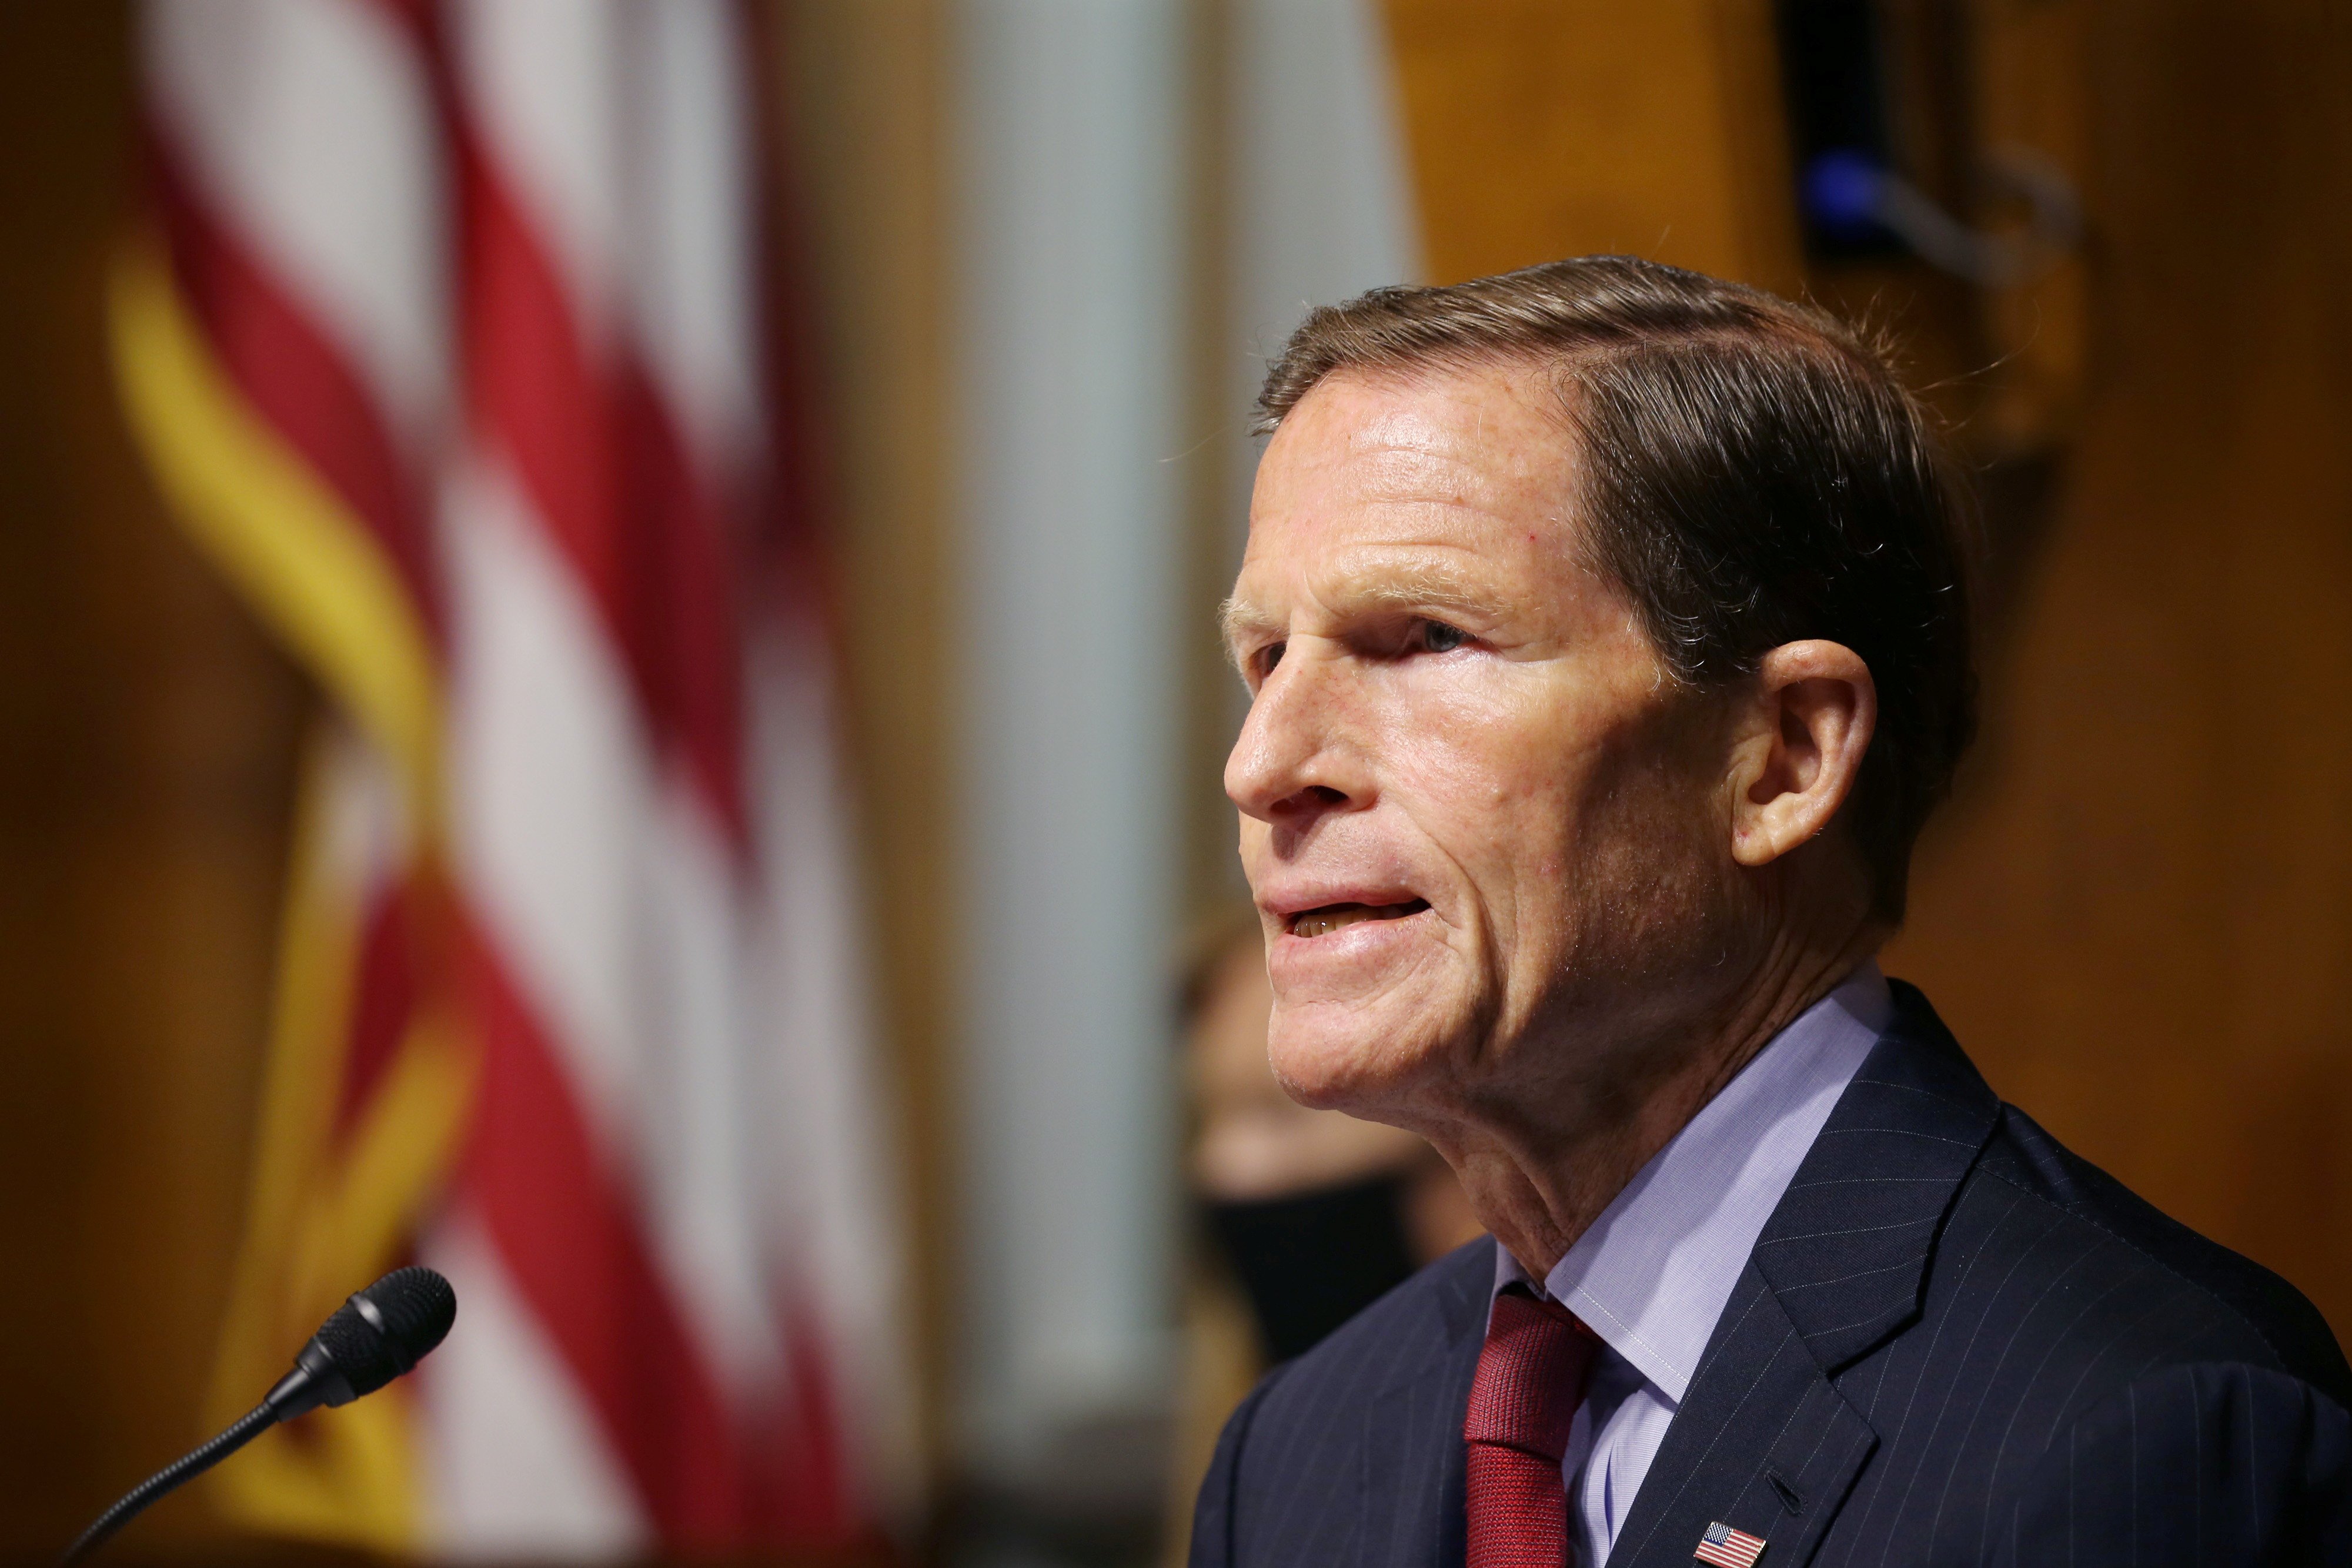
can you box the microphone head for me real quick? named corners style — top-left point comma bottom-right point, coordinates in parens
top-left (291, 1266), bottom-right (457, 1410)
top-left (352, 1266), bottom-right (459, 1368)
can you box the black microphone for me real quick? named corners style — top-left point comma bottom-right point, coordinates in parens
top-left (61, 1266), bottom-right (457, 1566)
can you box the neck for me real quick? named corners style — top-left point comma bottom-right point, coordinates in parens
top-left (1439, 918), bottom-right (1883, 1280)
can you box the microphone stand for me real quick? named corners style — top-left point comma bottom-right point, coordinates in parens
top-left (59, 1403), bottom-right (276, 1566)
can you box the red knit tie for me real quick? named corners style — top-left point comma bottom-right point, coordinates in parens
top-left (1464, 1286), bottom-right (1599, 1568)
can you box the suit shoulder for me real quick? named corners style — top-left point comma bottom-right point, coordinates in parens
top-left (1962, 1100), bottom-right (2351, 1405)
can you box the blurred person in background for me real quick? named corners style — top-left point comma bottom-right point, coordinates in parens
top-left (1190, 257), bottom-right (2352, 1568)
top-left (1168, 908), bottom-right (1485, 1565)
top-left (1185, 904), bottom-right (1481, 1364)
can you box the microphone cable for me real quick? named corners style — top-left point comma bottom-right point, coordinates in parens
top-left (60, 1404), bottom-right (277, 1567)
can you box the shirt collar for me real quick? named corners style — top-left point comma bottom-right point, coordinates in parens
top-left (1492, 962), bottom-right (1890, 1403)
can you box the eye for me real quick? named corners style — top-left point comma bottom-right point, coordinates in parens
top-left (1254, 641), bottom-right (1287, 681)
top-left (1418, 620), bottom-right (1469, 654)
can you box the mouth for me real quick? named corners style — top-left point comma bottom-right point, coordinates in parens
top-left (1284, 899), bottom-right (1431, 939)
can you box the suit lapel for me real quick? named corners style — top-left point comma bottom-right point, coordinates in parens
top-left (1362, 1239), bottom-right (1490, 1568)
top-left (1602, 1271), bottom-right (1876, 1568)
top-left (1605, 984), bottom-right (2000, 1568)
top-left (1750, 985), bottom-right (2002, 1368)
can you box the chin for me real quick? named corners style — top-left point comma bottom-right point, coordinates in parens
top-left (1265, 998), bottom-right (1446, 1119)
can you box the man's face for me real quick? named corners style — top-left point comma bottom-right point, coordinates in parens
top-left (1224, 363), bottom-right (1738, 1128)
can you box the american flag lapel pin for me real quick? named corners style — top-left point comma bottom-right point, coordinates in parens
top-left (1693, 1519), bottom-right (1767, 1567)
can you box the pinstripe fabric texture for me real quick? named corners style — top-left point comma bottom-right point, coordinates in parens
top-left (1190, 984), bottom-right (2352, 1568)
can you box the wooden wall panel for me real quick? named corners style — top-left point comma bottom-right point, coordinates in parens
top-left (1382, 0), bottom-right (1803, 293)
top-left (0, 3), bottom-right (318, 1556)
top-left (768, 0), bottom-right (956, 1507)
top-left (1887, 1), bottom-right (2352, 1330)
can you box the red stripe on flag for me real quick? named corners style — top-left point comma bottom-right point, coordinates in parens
top-left (364, 0), bottom-right (436, 41)
top-left (740, 0), bottom-right (850, 648)
top-left (751, 1295), bottom-right (866, 1548)
top-left (333, 878), bottom-right (421, 1145)
top-left (455, 135), bottom-right (750, 845)
top-left (617, 362), bottom-right (751, 845)
top-left (457, 917), bottom-right (749, 1547)
top-left (429, 13), bottom-right (861, 1545)
top-left (147, 125), bottom-right (445, 646)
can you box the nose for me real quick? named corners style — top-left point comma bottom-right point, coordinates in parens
top-left (1224, 644), bottom-right (1366, 832)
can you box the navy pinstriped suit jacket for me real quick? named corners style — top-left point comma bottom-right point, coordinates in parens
top-left (1190, 984), bottom-right (2352, 1567)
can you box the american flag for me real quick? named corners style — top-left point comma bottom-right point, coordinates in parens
top-left (114, 0), bottom-right (913, 1555)
top-left (1694, 1519), bottom-right (1768, 1568)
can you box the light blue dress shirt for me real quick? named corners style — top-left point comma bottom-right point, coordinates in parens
top-left (1491, 962), bottom-right (1892, 1566)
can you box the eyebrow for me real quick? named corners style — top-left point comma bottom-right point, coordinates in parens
top-left (1219, 559), bottom-right (1516, 666)
top-left (1347, 560), bottom-right (1512, 618)
top-left (1218, 596), bottom-right (1277, 670)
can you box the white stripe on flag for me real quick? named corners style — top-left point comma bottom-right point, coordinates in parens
top-left (419, 1212), bottom-right (650, 1559)
top-left (449, 0), bottom-right (626, 343)
top-left (751, 625), bottom-right (920, 1510)
top-left (442, 452), bottom-right (654, 1154)
top-left (622, 0), bottom-right (766, 484)
top-left (637, 775), bottom-right (791, 1402)
top-left (144, 0), bottom-right (448, 450)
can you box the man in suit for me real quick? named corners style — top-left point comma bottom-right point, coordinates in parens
top-left (1195, 257), bottom-right (2350, 1567)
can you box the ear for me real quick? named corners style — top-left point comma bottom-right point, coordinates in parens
top-left (1726, 640), bottom-right (1877, 868)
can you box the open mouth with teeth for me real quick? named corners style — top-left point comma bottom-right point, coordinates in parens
top-left (1286, 900), bottom-right (1431, 938)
